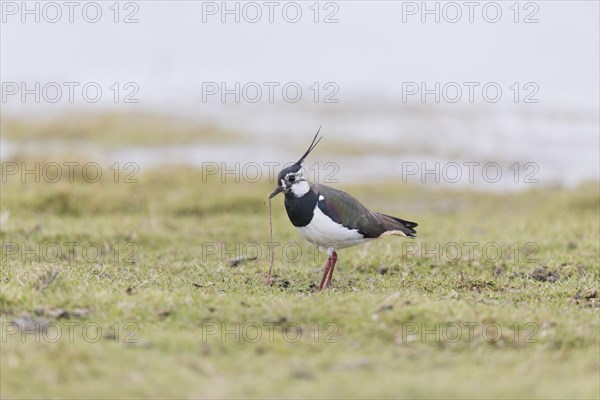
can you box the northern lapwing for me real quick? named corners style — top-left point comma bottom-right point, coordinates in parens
top-left (269, 129), bottom-right (418, 290)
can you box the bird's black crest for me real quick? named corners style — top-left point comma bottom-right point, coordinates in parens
top-left (295, 126), bottom-right (322, 166)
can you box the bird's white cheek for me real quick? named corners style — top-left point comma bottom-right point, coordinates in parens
top-left (291, 181), bottom-right (310, 197)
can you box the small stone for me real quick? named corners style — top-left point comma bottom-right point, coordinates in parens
top-left (376, 264), bottom-right (389, 275)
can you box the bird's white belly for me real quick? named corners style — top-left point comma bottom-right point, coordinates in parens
top-left (296, 206), bottom-right (369, 250)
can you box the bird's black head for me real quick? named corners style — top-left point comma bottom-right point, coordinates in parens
top-left (269, 128), bottom-right (322, 199)
top-left (272, 164), bottom-right (307, 198)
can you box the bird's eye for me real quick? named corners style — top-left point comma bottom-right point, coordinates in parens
top-left (288, 175), bottom-right (296, 182)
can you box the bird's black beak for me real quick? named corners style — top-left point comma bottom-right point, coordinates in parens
top-left (269, 186), bottom-right (285, 198)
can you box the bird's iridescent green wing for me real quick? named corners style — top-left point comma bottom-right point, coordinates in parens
top-left (312, 183), bottom-right (385, 238)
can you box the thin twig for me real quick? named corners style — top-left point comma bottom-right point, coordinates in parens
top-left (267, 197), bottom-right (274, 285)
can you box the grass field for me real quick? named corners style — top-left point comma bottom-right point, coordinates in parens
top-left (0, 113), bottom-right (238, 147)
top-left (1, 155), bottom-right (599, 399)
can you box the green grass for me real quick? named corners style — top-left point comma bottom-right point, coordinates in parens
top-left (1, 112), bottom-right (239, 147)
top-left (0, 161), bottom-right (599, 399)
top-left (0, 112), bottom-right (451, 156)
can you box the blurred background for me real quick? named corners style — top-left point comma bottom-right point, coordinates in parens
top-left (2, 3), bottom-right (599, 398)
top-left (1, 0), bottom-right (599, 188)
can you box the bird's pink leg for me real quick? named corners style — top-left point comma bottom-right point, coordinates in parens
top-left (318, 255), bottom-right (332, 291)
top-left (325, 251), bottom-right (338, 289)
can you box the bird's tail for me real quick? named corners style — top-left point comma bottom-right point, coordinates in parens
top-left (377, 213), bottom-right (418, 238)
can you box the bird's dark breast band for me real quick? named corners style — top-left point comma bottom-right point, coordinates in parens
top-left (284, 190), bottom-right (319, 227)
